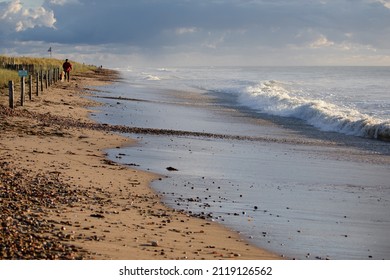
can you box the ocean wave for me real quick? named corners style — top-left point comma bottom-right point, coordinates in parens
top-left (237, 80), bottom-right (390, 140)
top-left (142, 73), bottom-right (161, 81)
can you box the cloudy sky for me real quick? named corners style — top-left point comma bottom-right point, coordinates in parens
top-left (1, 0), bottom-right (390, 67)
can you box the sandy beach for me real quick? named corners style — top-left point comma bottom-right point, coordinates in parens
top-left (0, 69), bottom-right (281, 260)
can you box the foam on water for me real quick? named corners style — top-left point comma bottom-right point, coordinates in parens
top-left (119, 66), bottom-right (390, 141)
top-left (141, 72), bottom-right (161, 81)
top-left (237, 80), bottom-right (390, 140)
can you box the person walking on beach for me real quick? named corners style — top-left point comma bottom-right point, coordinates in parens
top-left (62, 59), bottom-right (72, 82)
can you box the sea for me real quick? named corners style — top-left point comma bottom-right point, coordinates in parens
top-left (90, 66), bottom-right (390, 260)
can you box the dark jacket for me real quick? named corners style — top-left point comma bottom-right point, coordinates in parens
top-left (63, 61), bottom-right (72, 72)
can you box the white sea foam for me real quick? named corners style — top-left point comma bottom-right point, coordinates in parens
top-left (120, 67), bottom-right (390, 140)
top-left (237, 80), bottom-right (390, 139)
top-left (142, 73), bottom-right (161, 81)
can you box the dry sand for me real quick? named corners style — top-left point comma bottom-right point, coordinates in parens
top-left (0, 69), bottom-right (281, 260)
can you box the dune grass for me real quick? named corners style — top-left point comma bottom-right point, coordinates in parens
top-left (0, 55), bottom-right (97, 89)
top-left (0, 68), bottom-right (20, 88)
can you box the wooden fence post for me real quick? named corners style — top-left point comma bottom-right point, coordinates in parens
top-left (9, 81), bottom-right (14, 109)
top-left (20, 76), bottom-right (25, 106)
top-left (29, 74), bottom-right (32, 101)
top-left (40, 70), bottom-right (44, 92)
top-left (54, 68), bottom-right (58, 83)
top-left (47, 70), bottom-right (50, 87)
top-left (36, 72), bottom-right (39, 96)
top-left (45, 70), bottom-right (48, 89)
top-left (48, 69), bottom-right (52, 87)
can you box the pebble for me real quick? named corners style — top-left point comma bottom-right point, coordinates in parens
top-left (0, 161), bottom-right (88, 259)
top-left (166, 167), bottom-right (178, 171)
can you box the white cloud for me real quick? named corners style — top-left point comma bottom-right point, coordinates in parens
top-left (309, 35), bottom-right (335, 48)
top-left (306, 33), bottom-right (377, 54)
top-left (0, 0), bottom-right (56, 32)
top-left (372, 0), bottom-right (390, 9)
top-left (47, 0), bottom-right (80, 6)
top-left (0, 0), bottom-right (22, 18)
top-left (175, 27), bottom-right (198, 35)
top-left (339, 41), bottom-right (377, 52)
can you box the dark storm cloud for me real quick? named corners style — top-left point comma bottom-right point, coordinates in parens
top-left (14, 0), bottom-right (387, 48)
top-left (2, 0), bottom-right (390, 66)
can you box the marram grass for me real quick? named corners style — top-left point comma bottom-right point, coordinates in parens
top-left (0, 55), bottom-right (97, 89)
top-left (0, 68), bottom-right (19, 88)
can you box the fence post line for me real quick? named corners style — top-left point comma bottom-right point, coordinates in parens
top-left (20, 76), bottom-right (25, 106)
top-left (36, 72), bottom-right (39, 96)
top-left (28, 74), bottom-right (32, 101)
top-left (9, 81), bottom-right (14, 109)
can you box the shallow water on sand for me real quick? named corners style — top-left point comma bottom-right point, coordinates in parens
top-left (92, 75), bottom-right (390, 260)
top-left (109, 133), bottom-right (390, 260)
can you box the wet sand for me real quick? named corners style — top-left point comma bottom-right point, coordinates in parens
top-left (0, 69), bottom-right (280, 259)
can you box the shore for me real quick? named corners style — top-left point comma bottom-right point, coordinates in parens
top-left (67, 68), bottom-right (390, 260)
top-left (0, 69), bottom-right (280, 260)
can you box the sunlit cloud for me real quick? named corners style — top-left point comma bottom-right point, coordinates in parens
top-left (309, 35), bottom-right (335, 49)
top-left (0, 0), bottom-right (56, 32)
top-left (372, 0), bottom-right (390, 9)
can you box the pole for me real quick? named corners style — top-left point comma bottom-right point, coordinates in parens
top-left (45, 70), bottom-right (48, 89)
top-left (36, 72), bottom-right (39, 96)
top-left (29, 74), bottom-right (32, 101)
top-left (40, 70), bottom-right (44, 92)
top-left (9, 81), bottom-right (14, 109)
top-left (20, 76), bottom-right (25, 106)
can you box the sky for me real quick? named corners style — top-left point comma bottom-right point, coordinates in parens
top-left (1, 0), bottom-right (390, 67)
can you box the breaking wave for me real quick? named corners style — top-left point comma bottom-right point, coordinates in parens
top-left (237, 80), bottom-right (390, 141)
top-left (143, 74), bottom-right (161, 81)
